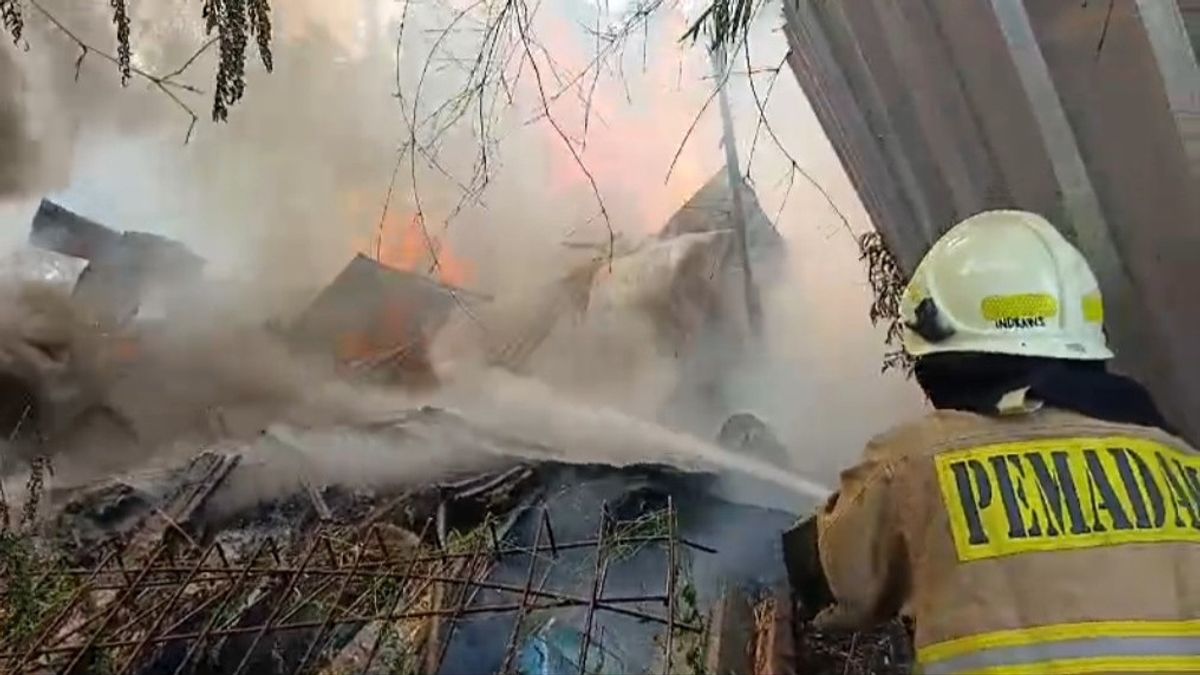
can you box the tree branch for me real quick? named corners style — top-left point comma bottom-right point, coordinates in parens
top-left (742, 40), bottom-right (852, 238)
top-left (28, 0), bottom-right (213, 143)
top-left (514, 0), bottom-right (614, 262)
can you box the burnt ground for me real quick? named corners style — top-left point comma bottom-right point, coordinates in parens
top-left (795, 619), bottom-right (915, 675)
top-left (4, 401), bottom-right (915, 675)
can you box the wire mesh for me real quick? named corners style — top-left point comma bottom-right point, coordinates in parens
top-left (1, 499), bottom-right (710, 675)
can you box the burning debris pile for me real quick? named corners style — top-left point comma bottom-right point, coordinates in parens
top-left (0, 410), bottom-right (913, 675)
top-left (0, 431), bottom-right (798, 675)
top-left (0, 195), bottom-right (914, 674)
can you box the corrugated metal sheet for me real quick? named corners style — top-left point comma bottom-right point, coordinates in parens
top-left (1182, 0), bottom-right (1200, 57)
top-left (780, 0), bottom-right (928, 270)
top-left (781, 0), bottom-right (1200, 440)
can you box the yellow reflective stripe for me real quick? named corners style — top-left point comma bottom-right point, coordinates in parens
top-left (1082, 293), bottom-right (1104, 323)
top-left (918, 620), bottom-right (1200, 664)
top-left (959, 655), bottom-right (1200, 675)
top-left (921, 636), bottom-right (1200, 674)
top-left (980, 293), bottom-right (1058, 321)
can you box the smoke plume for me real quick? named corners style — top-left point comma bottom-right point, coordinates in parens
top-left (0, 0), bottom-right (923, 507)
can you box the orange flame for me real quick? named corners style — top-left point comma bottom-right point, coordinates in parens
top-left (528, 9), bottom-right (711, 235)
top-left (344, 190), bottom-right (475, 288)
top-left (336, 332), bottom-right (374, 362)
top-left (338, 190), bottom-right (475, 371)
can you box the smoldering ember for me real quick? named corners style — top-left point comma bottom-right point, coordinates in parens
top-left (0, 196), bottom-right (910, 675)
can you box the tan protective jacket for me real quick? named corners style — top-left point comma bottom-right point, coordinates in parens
top-left (817, 407), bottom-right (1200, 674)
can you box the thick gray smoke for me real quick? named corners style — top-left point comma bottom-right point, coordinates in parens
top-left (0, 0), bottom-right (922, 507)
top-left (0, 40), bottom-right (69, 199)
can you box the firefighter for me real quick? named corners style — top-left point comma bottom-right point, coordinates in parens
top-left (785, 210), bottom-right (1200, 674)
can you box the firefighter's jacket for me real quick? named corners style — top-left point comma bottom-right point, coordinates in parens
top-left (816, 406), bottom-right (1200, 674)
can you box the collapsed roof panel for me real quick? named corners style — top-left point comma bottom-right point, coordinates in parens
top-left (28, 199), bottom-right (206, 326)
top-left (658, 172), bottom-right (787, 284)
top-left (288, 254), bottom-right (488, 380)
top-left (29, 198), bottom-right (122, 261)
top-left (29, 199), bottom-right (205, 274)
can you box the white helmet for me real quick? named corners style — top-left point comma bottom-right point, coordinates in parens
top-left (900, 210), bottom-right (1112, 360)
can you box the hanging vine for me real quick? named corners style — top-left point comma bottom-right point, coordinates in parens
top-left (246, 0), bottom-right (270, 71)
top-left (109, 0), bottom-right (131, 84)
top-left (6, 0), bottom-right (273, 134)
top-left (18, 457), bottom-right (50, 532)
top-left (204, 0), bottom-right (273, 121)
top-left (1, 0), bottom-right (22, 44)
top-left (858, 231), bottom-right (915, 376)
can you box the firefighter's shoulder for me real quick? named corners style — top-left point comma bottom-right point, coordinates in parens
top-left (860, 409), bottom-right (998, 463)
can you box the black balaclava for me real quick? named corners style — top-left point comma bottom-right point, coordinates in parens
top-left (913, 352), bottom-right (1175, 435)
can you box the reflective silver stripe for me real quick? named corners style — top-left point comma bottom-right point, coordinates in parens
top-left (922, 636), bottom-right (1200, 675)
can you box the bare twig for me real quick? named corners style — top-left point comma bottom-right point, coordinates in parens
top-left (390, 0), bottom-right (489, 331)
top-left (388, 0), bottom-right (501, 272)
top-left (386, 0), bottom-right (672, 281)
top-left (664, 86), bottom-right (720, 185)
top-left (582, 0), bottom-right (604, 150)
top-left (524, 0), bottom-right (668, 127)
top-left (771, 164), bottom-right (795, 231)
top-left (842, 633), bottom-right (858, 675)
top-left (514, 0), bottom-right (615, 262)
top-left (162, 37), bottom-right (219, 81)
top-left (375, 150), bottom-right (406, 263)
top-left (742, 40), bottom-right (852, 238)
top-left (0, 405), bottom-right (32, 532)
top-left (28, 0), bottom-right (210, 143)
top-left (406, 0), bottom-right (486, 276)
top-left (664, 27), bottom-right (758, 186)
top-left (743, 54), bottom-right (787, 177)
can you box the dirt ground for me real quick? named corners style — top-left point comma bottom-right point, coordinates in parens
top-left (794, 619), bottom-right (914, 675)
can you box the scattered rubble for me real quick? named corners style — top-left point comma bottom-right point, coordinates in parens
top-left (31, 199), bottom-right (205, 328)
top-left (1, 430), bottom-right (913, 674)
top-left (0, 197), bottom-right (916, 674)
top-left (1, 452), bottom-right (723, 674)
top-left (792, 618), bottom-right (914, 675)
